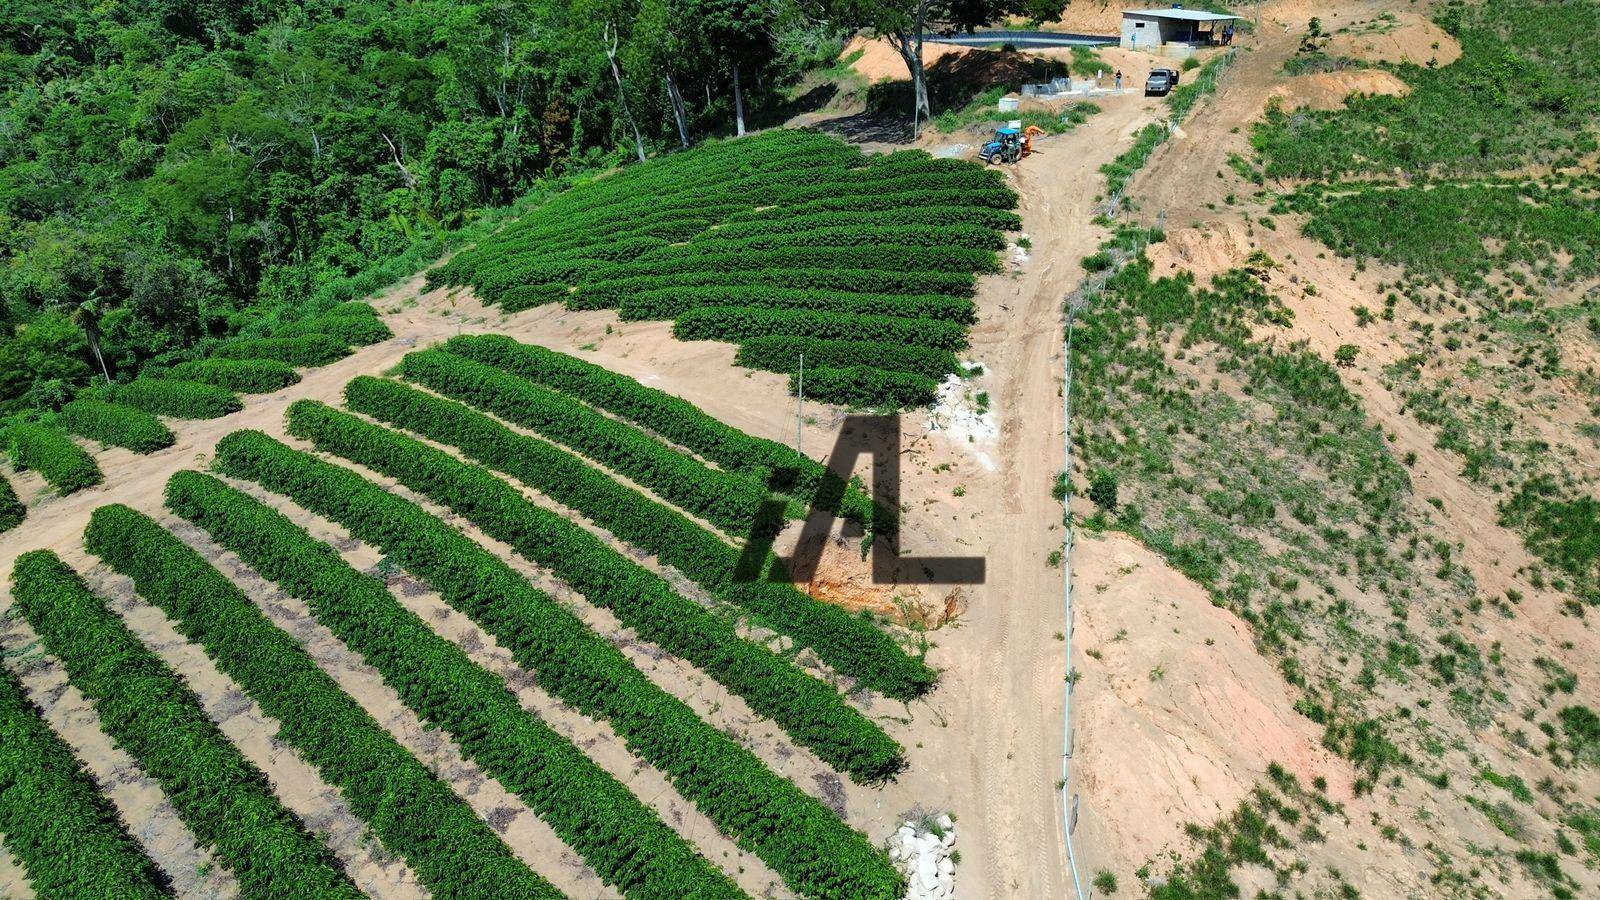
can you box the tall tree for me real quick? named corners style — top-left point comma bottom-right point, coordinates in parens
top-left (698, 0), bottom-right (777, 136)
top-left (601, 21), bottom-right (649, 162)
top-left (803, 0), bottom-right (1067, 128)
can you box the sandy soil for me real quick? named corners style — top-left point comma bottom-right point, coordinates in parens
top-left (1324, 10), bottom-right (1462, 67)
top-left (1069, 531), bottom-right (1348, 862)
top-left (1266, 67), bottom-right (1410, 110)
top-left (843, 35), bottom-right (970, 83)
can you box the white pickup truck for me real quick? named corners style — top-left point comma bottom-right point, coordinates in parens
top-left (1145, 68), bottom-right (1181, 96)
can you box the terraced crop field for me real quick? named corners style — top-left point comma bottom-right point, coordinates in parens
top-left (428, 130), bottom-right (1020, 408)
top-left (1, 302), bottom-right (391, 534)
top-left (1, 334), bottom-right (935, 899)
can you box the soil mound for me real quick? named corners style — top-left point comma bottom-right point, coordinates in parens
top-left (1324, 12), bottom-right (1462, 67)
top-left (1268, 68), bottom-right (1410, 111)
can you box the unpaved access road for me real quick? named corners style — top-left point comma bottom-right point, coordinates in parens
top-left (0, 88), bottom-right (1168, 898)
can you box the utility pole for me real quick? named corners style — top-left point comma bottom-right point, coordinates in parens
top-left (795, 352), bottom-right (804, 455)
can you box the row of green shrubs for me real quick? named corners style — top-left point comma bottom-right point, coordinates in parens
top-left (662, 222), bottom-right (1007, 256)
top-left (292, 393), bottom-right (905, 781)
top-left (212, 334), bottom-right (350, 367)
top-left (471, 242), bottom-right (998, 303)
top-left (8, 423), bottom-right (102, 494)
top-left (0, 473), bottom-right (22, 531)
top-left (426, 131), bottom-right (1011, 405)
top-left (619, 287), bottom-right (975, 324)
top-left (400, 349), bottom-right (771, 535)
top-left (674, 306), bottom-right (969, 352)
top-left (731, 186), bottom-right (1016, 219)
top-left (11, 551), bottom-right (361, 899)
top-left (271, 306), bottom-right (393, 346)
top-left (212, 428), bottom-right (905, 899)
top-left (164, 469), bottom-right (739, 899)
top-left (570, 267), bottom-right (979, 308)
top-left (58, 400), bottom-right (174, 453)
top-left (85, 503), bottom-right (561, 900)
top-left (0, 665), bottom-right (169, 898)
top-left (714, 204), bottom-right (1022, 236)
top-left (347, 374), bottom-right (936, 700)
top-left (736, 336), bottom-right (960, 381)
top-left (105, 378), bottom-right (242, 419)
top-left (443, 335), bottom-right (880, 530)
top-left (602, 243), bottom-right (1001, 282)
top-left (166, 358), bottom-right (301, 393)
top-left (791, 366), bottom-right (940, 408)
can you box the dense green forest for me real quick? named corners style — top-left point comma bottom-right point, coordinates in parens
top-left (0, 0), bottom-right (843, 414)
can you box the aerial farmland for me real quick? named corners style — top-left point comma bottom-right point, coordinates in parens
top-left (2, 1), bottom-right (1598, 898)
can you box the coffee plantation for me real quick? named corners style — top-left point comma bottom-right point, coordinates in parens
top-left (430, 130), bottom-right (1016, 407)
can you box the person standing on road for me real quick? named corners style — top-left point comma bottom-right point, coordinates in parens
top-left (1114, 70), bottom-right (1123, 91)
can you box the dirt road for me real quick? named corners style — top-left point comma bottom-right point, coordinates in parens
top-left (914, 93), bottom-right (1159, 897)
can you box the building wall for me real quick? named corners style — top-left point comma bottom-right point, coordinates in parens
top-left (1121, 14), bottom-right (1161, 50)
top-left (1121, 14), bottom-right (1183, 50)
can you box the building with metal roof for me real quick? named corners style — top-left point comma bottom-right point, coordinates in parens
top-left (1121, 6), bottom-right (1241, 54)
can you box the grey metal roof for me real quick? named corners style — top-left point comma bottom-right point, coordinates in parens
top-left (1123, 8), bottom-right (1241, 22)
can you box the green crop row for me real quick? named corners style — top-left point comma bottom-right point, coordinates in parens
top-left (424, 131), bottom-right (1011, 405)
top-left (273, 310), bottom-right (392, 346)
top-left (442, 334), bottom-right (879, 528)
top-left (105, 379), bottom-right (242, 420)
top-left (345, 376), bottom-right (935, 700)
top-left (212, 429), bottom-right (904, 899)
top-left (603, 243), bottom-right (1001, 281)
top-left (524, 132), bottom-right (857, 216)
top-left (212, 334), bottom-right (350, 367)
top-left (0, 665), bottom-right (170, 899)
top-left (530, 158), bottom-right (996, 239)
top-left (399, 350), bottom-right (769, 535)
top-left (571, 268), bottom-right (978, 308)
top-left (84, 504), bottom-right (560, 900)
top-left (471, 240), bottom-right (998, 304)
top-left (295, 391), bottom-right (904, 781)
top-left (728, 187), bottom-right (1018, 219)
top-left (618, 287), bottom-right (975, 324)
top-left (665, 223), bottom-right (1007, 256)
top-left (163, 470), bottom-right (741, 900)
top-left (736, 336), bottom-right (960, 381)
top-left (499, 283), bottom-right (573, 312)
top-left (791, 366), bottom-right (940, 409)
top-left (165, 358), bottom-right (302, 393)
top-left (674, 306), bottom-right (969, 351)
top-left (0, 473), bottom-right (22, 532)
top-left (712, 204), bottom-right (1021, 237)
top-left (757, 170), bottom-right (1009, 207)
top-left (58, 400), bottom-right (175, 453)
top-left (7, 423), bottom-right (102, 494)
top-left (10, 551), bottom-right (361, 899)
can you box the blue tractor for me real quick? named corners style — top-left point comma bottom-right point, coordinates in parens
top-left (978, 127), bottom-right (1024, 165)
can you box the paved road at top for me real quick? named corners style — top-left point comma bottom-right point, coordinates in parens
top-left (922, 30), bottom-right (1118, 48)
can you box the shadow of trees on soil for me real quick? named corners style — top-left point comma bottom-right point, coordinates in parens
top-left (812, 48), bottom-right (1073, 145)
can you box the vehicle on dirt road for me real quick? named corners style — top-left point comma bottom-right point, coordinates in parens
top-left (979, 127), bottom-right (1024, 164)
top-left (1145, 68), bottom-right (1180, 95)
top-left (978, 125), bottom-right (1047, 165)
